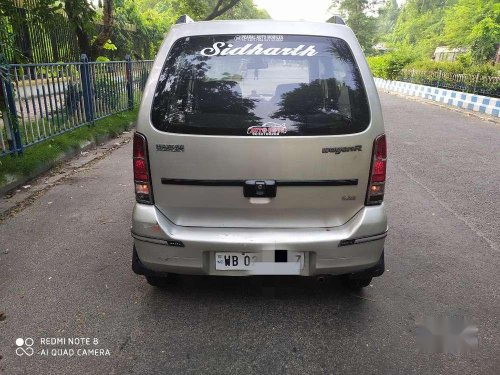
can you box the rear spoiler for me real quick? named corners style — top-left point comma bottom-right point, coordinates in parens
top-left (327, 15), bottom-right (346, 25)
top-left (176, 14), bottom-right (194, 24)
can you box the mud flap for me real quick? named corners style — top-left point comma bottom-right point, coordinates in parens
top-left (349, 250), bottom-right (385, 279)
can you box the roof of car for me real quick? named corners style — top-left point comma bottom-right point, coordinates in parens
top-left (168, 19), bottom-right (351, 38)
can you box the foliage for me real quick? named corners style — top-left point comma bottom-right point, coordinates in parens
top-left (107, 0), bottom-right (269, 60)
top-left (389, 0), bottom-right (450, 58)
top-left (404, 60), bottom-right (498, 77)
top-left (376, 0), bottom-right (399, 37)
top-left (379, 0), bottom-right (499, 64)
top-left (366, 46), bottom-right (418, 79)
top-left (441, 0), bottom-right (500, 63)
top-left (369, 0), bottom-right (499, 81)
top-left (1, 0), bottom-right (268, 62)
top-left (331, 0), bottom-right (378, 52)
top-left (469, 17), bottom-right (500, 63)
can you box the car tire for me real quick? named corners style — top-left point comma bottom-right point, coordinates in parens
top-left (145, 274), bottom-right (177, 288)
top-left (343, 276), bottom-right (372, 290)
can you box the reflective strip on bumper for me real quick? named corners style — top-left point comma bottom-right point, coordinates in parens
top-left (338, 231), bottom-right (388, 247)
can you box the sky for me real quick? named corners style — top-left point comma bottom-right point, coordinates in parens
top-left (253, 0), bottom-right (335, 22)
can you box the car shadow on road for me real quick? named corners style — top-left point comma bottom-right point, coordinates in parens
top-left (131, 275), bottom-right (382, 342)
top-left (144, 274), bottom-right (374, 304)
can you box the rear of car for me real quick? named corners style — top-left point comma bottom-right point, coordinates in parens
top-left (131, 19), bottom-right (387, 288)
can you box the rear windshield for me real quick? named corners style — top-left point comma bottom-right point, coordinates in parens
top-left (151, 34), bottom-right (370, 136)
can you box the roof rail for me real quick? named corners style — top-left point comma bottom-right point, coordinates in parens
top-left (327, 15), bottom-right (346, 25)
top-left (176, 15), bottom-right (194, 24)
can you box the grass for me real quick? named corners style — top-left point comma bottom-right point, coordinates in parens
top-left (0, 109), bottom-right (137, 185)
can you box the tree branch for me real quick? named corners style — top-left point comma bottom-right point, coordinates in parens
top-left (204, 0), bottom-right (241, 20)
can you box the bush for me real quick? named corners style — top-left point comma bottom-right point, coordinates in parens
top-left (369, 50), bottom-right (498, 81)
top-left (96, 56), bottom-right (111, 63)
top-left (405, 60), bottom-right (498, 76)
top-left (367, 48), bottom-right (417, 80)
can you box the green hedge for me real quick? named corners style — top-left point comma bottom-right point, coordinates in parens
top-left (368, 51), bottom-right (499, 80)
top-left (366, 49), bottom-right (417, 80)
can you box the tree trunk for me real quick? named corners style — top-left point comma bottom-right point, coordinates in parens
top-left (90, 0), bottom-right (114, 59)
top-left (64, 3), bottom-right (92, 57)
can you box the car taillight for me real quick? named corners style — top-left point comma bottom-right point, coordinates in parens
top-left (133, 132), bottom-right (154, 204)
top-left (365, 134), bottom-right (386, 206)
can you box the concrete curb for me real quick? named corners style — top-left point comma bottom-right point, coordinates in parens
top-left (0, 121), bottom-right (135, 196)
top-left (374, 78), bottom-right (500, 118)
top-left (379, 90), bottom-right (500, 126)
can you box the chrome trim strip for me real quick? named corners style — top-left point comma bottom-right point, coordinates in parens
top-left (131, 231), bottom-right (170, 245)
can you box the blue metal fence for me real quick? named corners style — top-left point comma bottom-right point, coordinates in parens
top-left (0, 55), bottom-right (153, 156)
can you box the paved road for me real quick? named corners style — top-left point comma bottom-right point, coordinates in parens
top-left (1, 92), bottom-right (499, 374)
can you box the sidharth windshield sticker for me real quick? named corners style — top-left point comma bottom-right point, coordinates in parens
top-left (200, 42), bottom-right (318, 57)
top-left (247, 123), bottom-right (287, 136)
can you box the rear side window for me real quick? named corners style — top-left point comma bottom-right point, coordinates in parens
top-left (151, 34), bottom-right (370, 136)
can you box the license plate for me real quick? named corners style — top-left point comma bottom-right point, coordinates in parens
top-left (215, 252), bottom-right (305, 274)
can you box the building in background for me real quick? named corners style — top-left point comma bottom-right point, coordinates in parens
top-left (432, 47), bottom-right (468, 62)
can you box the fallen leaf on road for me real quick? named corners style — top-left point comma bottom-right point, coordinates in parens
top-left (0, 312), bottom-right (6, 321)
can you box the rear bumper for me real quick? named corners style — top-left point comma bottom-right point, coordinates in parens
top-left (131, 204), bottom-right (388, 277)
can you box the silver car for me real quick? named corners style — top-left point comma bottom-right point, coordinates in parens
top-left (131, 18), bottom-right (388, 289)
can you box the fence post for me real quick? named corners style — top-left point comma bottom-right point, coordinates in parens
top-left (125, 55), bottom-right (133, 110)
top-left (437, 70), bottom-right (442, 88)
top-left (0, 58), bottom-right (23, 155)
top-left (80, 54), bottom-right (95, 124)
top-left (472, 73), bottom-right (480, 94)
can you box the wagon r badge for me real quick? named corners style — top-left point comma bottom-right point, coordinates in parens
top-left (247, 122), bottom-right (287, 136)
top-left (156, 144), bottom-right (185, 152)
top-left (322, 145), bottom-right (362, 154)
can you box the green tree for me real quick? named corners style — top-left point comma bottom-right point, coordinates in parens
top-left (61, 0), bottom-right (115, 59)
top-left (331, 0), bottom-right (378, 52)
top-left (442, 0), bottom-right (500, 62)
top-left (377, 0), bottom-right (399, 37)
top-left (390, 0), bottom-right (452, 57)
top-left (1, 0), bottom-right (270, 61)
top-left (173, 0), bottom-right (268, 20)
top-left (110, 0), bottom-right (269, 59)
